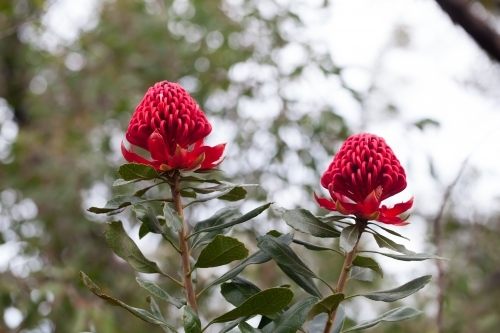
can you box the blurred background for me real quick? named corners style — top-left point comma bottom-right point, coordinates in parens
top-left (1, 0), bottom-right (500, 332)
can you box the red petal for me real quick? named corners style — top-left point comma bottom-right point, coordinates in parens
top-left (121, 141), bottom-right (162, 170)
top-left (382, 197), bottom-right (414, 217)
top-left (336, 200), bottom-right (356, 215)
top-left (362, 190), bottom-right (381, 214)
top-left (169, 145), bottom-right (189, 168)
top-left (147, 130), bottom-right (169, 161)
top-left (184, 152), bottom-right (206, 171)
top-left (377, 214), bottom-right (406, 225)
top-left (191, 143), bottom-right (226, 169)
top-left (314, 192), bottom-right (337, 211)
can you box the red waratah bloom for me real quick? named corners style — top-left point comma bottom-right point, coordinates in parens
top-left (121, 81), bottom-right (225, 172)
top-left (315, 133), bottom-right (413, 225)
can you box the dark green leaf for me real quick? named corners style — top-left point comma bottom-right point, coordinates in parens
top-left (179, 176), bottom-right (221, 184)
top-left (183, 306), bottom-right (201, 333)
top-left (362, 251), bottom-right (447, 261)
top-left (368, 224), bottom-right (409, 240)
top-left (340, 225), bottom-right (359, 253)
top-left (180, 189), bottom-right (197, 198)
top-left (277, 263), bottom-right (322, 298)
top-left (163, 204), bottom-right (183, 232)
top-left (257, 235), bottom-right (318, 279)
top-left (147, 296), bottom-right (172, 333)
top-left (280, 208), bottom-right (340, 238)
top-left (189, 183), bottom-right (233, 194)
top-left (239, 322), bottom-right (263, 333)
top-left (184, 186), bottom-right (236, 205)
top-left (221, 277), bottom-right (261, 307)
top-left (195, 235), bottom-right (249, 268)
top-left (309, 306), bottom-right (346, 333)
top-left (292, 238), bottom-right (335, 252)
top-left (118, 163), bottom-right (160, 181)
top-left (104, 221), bottom-right (164, 274)
top-left (79, 272), bottom-right (177, 332)
top-left (189, 203), bottom-right (272, 236)
top-left (262, 297), bottom-right (318, 333)
top-left (139, 223), bottom-right (150, 239)
top-left (209, 288), bottom-right (293, 325)
top-left (349, 267), bottom-right (375, 282)
top-left (219, 317), bottom-right (251, 333)
top-left (134, 183), bottom-right (162, 197)
top-left (307, 294), bottom-right (345, 320)
top-left (133, 204), bottom-right (162, 234)
top-left (136, 277), bottom-right (186, 308)
top-left (361, 275), bottom-right (432, 302)
top-left (266, 230), bottom-right (282, 238)
top-left (341, 306), bottom-right (423, 332)
top-left (88, 195), bottom-right (142, 214)
top-left (218, 186), bottom-right (247, 201)
top-left (352, 256), bottom-right (383, 278)
top-left (191, 207), bottom-right (241, 250)
top-left (371, 234), bottom-right (415, 255)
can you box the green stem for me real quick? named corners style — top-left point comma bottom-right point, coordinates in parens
top-left (170, 172), bottom-right (199, 313)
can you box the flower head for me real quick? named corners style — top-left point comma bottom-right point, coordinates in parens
top-left (315, 133), bottom-right (413, 225)
top-left (121, 81), bottom-right (225, 172)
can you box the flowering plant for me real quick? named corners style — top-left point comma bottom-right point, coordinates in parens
top-left (83, 81), bottom-right (443, 333)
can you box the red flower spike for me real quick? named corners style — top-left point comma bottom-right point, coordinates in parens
top-left (316, 133), bottom-right (413, 225)
top-left (122, 81), bottom-right (225, 172)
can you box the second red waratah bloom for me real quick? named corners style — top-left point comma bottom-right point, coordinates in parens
top-left (121, 81), bottom-right (225, 172)
top-left (315, 133), bottom-right (413, 225)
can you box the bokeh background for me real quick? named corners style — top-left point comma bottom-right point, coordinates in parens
top-left (2, 0), bottom-right (500, 332)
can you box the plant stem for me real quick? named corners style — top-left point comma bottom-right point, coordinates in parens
top-left (323, 220), bottom-right (365, 333)
top-left (170, 172), bottom-right (198, 313)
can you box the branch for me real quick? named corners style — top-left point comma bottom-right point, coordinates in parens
top-left (435, 0), bottom-right (500, 62)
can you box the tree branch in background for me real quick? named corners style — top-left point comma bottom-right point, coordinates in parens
top-left (435, 0), bottom-right (500, 62)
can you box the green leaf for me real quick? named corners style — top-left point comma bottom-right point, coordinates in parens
top-left (189, 203), bottom-right (272, 236)
top-left (307, 294), bottom-right (345, 321)
top-left (113, 178), bottom-right (141, 186)
top-left (277, 263), bottom-right (322, 298)
top-left (361, 275), bottom-right (432, 302)
top-left (191, 207), bottom-right (242, 250)
top-left (195, 235), bottom-right (249, 268)
top-left (218, 186), bottom-right (247, 201)
top-left (280, 208), bottom-right (340, 238)
top-left (368, 224), bottom-right (409, 240)
top-left (118, 163), bottom-right (160, 181)
top-left (371, 234), bottom-right (415, 255)
top-left (352, 256), bottom-right (383, 278)
top-left (104, 221), bottom-right (164, 274)
top-left (136, 277), bottom-right (186, 308)
top-left (179, 176), bottom-right (221, 184)
top-left (221, 277), bottom-right (261, 307)
top-left (139, 223), bottom-right (150, 239)
top-left (88, 195), bottom-right (142, 214)
top-left (261, 297), bottom-right (318, 333)
top-left (133, 204), bottom-right (162, 234)
top-left (220, 317), bottom-right (252, 333)
top-left (79, 272), bottom-right (177, 332)
top-left (135, 183), bottom-right (162, 197)
top-left (341, 306), bottom-right (423, 332)
top-left (292, 238), bottom-right (336, 252)
top-left (239, 322), bottom-right (263, 333)
top-left (183, 306), bottom-right (201, 333)
top-left (362, 251), bottom-right (447, 261)
top-left (180, 189), bottom-right (197, 198)
top-left (349, 267), bottom-right (375, 282)
top-left (147, 296), bottom-right (173, 333)
top-left (309, 306), bottom-right (346, 333)
top-left (257, 235), bottom-right (318, 279)
top-left (340, 225), bottom-right (359, 253)
top-left (209, 287), bottom-right (293, 325)
top-left (163, 204), bottom-right (183, 232)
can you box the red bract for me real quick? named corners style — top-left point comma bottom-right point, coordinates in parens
top-left (315, 133), bottom-right (413, 225)
top-left (121, 81), bottom-right (225, 172)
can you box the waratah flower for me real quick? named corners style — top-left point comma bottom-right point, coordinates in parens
top-left (315, 133), bottom-right (413, 225)
top-left (121, 81), bottom-right (225, 172)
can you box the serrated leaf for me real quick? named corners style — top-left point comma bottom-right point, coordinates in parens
top-left (277, 263), bottom-right (322, 298)
top-left (280, 208), bottom-right (340, 238)
top-left (257, 235), bottom-right (318, 279)
top-left (104, 221), bottom-right (164, 274)
top-left (221, 277), bottom-right (261, 307)
top-left (307, 294), bottom-right (345, 321)
top-left (239, 322), bottom-right (263, 333)
top-left (362, 251), bottom-right (447, 261)
top-left (133, 204), bottom-right (162, 234)
top-left (371, 233), bottom-right (415, 255)
top-left (88, 195), bottom-right (142, 214)
top-left (189, 203), bottom-right (272, 236)
top-left (79, 272), bottom-right (177, 332)
top-left (341, 306), bottom-right (423, 332)
top-left (209, 288), bottom-right (293, 325)
top-left (352, 256), bottom-right (383, 278)
top-left (262, 297), bottom-right (318, 333)
top-left (340, 225), bottom-right (359, 253)
top-left (349, 267), bottom-right (375, 282)
top-left (118, 163), bottom-right (160, 181)
top-left (218, 186), bottom-right (247, 201)
top-left (309, 306), bottom-right (346, 333)
top-left (191, 208), bottom-right (242, 250)
top-left (195, 235), bottom-right (249, 268)
top-left (361, 275), bottom-right (432, 302)
top-left (147, 296), bottom-right (173, 333)
top-left (183, 306), bottom-right (201, 333)
top-left (163, 204), bottom-right (183, 232)
top-left (136, 277), bottom-right (186, 308)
